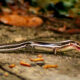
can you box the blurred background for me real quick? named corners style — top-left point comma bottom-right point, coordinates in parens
top-left (0, 0), bottom-right (80, 17)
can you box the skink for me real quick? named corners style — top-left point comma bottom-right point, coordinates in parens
top-left (0, 40), bottom-right (79, 53)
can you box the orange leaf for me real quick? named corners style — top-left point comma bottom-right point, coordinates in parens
top-left (20, 61), bottom-right (31, 67)
top-left (4, 72), bottom-right (9, 77)
top-left (0, 14), bottom-right (43, 27)
top-left (43, 64), bottom-right (58, 69)
top-left (30, 58), bottom-right (44, 62)
top-left (9, 64), bottom-right (16, 68)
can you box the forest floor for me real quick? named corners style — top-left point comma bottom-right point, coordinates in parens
top-left (0, 17), bottom-right (80, 80)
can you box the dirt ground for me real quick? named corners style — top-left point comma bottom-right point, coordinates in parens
top-left (0, 18), bottom-right (80, 80)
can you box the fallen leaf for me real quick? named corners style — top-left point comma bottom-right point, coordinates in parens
top-left (75, 17), bottom-right (80, 27)
top-left (20, 61), bottom-right (31, 67)
top-left (65, 29), bottom-right (80, 34)
top-left (4, 72), bottom-right (9, 77)
top-left (47, 25), bottom-right (80, 34)
top-left (0, 14), bottom-right (43, 27)
top-left (58, 25), bottom-right (66, 32)
top-left (47, 25), bottom-right (66, 33)
top-left (9, 64), bottom-right (16, 68)
top-left (30, 58), bottom-right (44, 62)
top-left (43, 64), bottom-right (58, 69)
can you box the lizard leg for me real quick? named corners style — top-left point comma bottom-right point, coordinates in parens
top-left (53, 48), bottom-right (57, 54)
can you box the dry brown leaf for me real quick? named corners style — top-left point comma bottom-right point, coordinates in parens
top-left (65, 29), bottom-right (80, 34)
top-left (75, 17), bottom-right (80, 27)
top-left (0, 14), bottom-right (43, 27)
